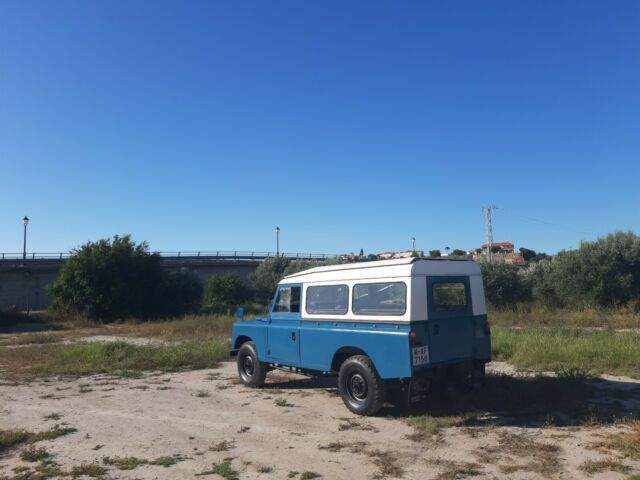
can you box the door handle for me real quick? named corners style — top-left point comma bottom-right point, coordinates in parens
top-left (291, 332), bottom-right (296, 341)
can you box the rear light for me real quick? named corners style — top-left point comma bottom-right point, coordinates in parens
top-left (484, 320), bottom-right (491, 336)
top-left (409, 331), bottom-right (417, 347)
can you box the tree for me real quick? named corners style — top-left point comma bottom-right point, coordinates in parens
top-left (429, 250), bottom-right (441, 257)
top-left (450, 249), bottom-right (467, 257)
top-left (519, 247), bottom-right (537, 262)
top-left (251, 257), bottom-right (291, 301)
top-left (49, 235), bottom-right (192, 321)
top-left (203, 272), bottom-right (249, 314)
top-left (479, 261), bottom-right (531, 309)
top-left (157, 267), bottom-right (203, 316)
top-left (546, 231), bottom-right (640, 308)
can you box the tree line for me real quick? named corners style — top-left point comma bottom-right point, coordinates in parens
top-left (47, 231), bottom-right (640, 321)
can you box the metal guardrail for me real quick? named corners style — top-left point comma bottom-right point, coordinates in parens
top-left (0, 251), bottom-right (333, 261)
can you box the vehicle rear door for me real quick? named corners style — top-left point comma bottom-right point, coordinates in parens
top-left (426, 276), bottom-right (475, 363)
top-left (267, 284), bottom-right (302, 364)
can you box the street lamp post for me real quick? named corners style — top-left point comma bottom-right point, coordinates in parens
top-left (411, 237), bottom-right (416, 252)
top-left (22, 216), bottom-right (29, 266)
top-left (275, 226), bottom-right (280, 257)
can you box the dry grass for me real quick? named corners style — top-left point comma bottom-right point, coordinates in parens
top-left (105, 314), bottom-right (235, 341)
top-left (367, 449), bottom-right (404, 478)
top-left (578, 457), bottom-right (630, 475)
top-left (475, 431), bottom-right (561, 476)
top-left (428, 458), bottom-right (484, 480)
top-left (70, 462), bottom-right (108, 477)
top-left (19, 445), bottom-right (50, 462)
top-left (318, 441), bottom-right (368, 454)
top-left (597, 420), bottom-right (640, 459)
top-left (209, 440), bottom-right (235, 452)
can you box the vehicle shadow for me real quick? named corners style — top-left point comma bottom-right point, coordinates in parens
top-left (384, 372), bottom-right (640, 428)
top-left (265, 371), bottom-right (640, 428)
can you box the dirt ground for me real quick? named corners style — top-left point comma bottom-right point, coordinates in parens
top-left (1, 358), bottom-right (640, 479)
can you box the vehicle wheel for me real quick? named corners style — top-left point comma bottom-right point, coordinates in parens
top-left (338, 355), bottom-right (385, 416)
top-left (237, 341), bottom-right (267, 387)
top-left (471, 361), bottom-right (486, 388)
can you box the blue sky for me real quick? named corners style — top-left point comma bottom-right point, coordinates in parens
top-left (1, 1), bottom-right (638, 256)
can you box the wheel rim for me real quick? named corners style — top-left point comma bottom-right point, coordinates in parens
top-left (242, 355), bottom-right (254, 378)
top-left (347, 372), bottom-right (368, 403)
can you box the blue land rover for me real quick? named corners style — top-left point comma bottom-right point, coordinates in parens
top-left (230, 258), bottom-right (491, 415)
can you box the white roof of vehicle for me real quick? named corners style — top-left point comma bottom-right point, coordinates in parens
top-left (282, 257), bottom-right (481, 284)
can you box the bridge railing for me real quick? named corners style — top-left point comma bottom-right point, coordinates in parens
top-left (0, 251), bottom-right (334, 261)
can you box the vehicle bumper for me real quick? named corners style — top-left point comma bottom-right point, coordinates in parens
top-left (229, 349), bottom-right (239, 358)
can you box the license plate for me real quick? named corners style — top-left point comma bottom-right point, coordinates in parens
top-left (412, 346), bottom-right (430, 366)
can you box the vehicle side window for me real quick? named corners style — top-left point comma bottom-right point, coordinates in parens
top-left (352, 282), bottom-right (406, 316)
top-left (273, 286), bottom-right (301, 313)
top-left (432, 282), bottom-right (467, 311)
top-left (306, 285), bottom-right (349, 315)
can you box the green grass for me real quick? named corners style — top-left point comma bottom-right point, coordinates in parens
top-left (0, 425), bottom-right (76, 452)
top-left (492, 327), bottom-right (640, 378)
top-left (489, 306), bottom-right (640, 330)
top-left (196, 457), bottom-right (239, 479)
top-left (1, 336), bottom-right (229, 379)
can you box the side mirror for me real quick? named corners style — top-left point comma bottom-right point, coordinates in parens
top-left (236, 307), bottom-right (245, 320)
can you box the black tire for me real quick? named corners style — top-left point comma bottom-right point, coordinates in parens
top-left (471, 361), bottom-right (486, 388)
top-left (338, 355), bottom-right (385, 416)
top-left (237, 341), bottom-right (267, 388)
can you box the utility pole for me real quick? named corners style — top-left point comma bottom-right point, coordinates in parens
top-left (22, 216), bottom-right (29, 266)
top-left (482, 206), bottom-right (496, 263)
top-left (275, 226), bottom-right (280, 257)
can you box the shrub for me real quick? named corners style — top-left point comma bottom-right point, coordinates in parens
top-left (157, 267), bottom-right (203, 316)
top-left (250, 257), bottom-right (292, 301)
top-left (203, 272), bottom-right (249, 314)
top-left (48, 236), bottom-right (202, 321)
top-left (480, 261), bottom-right (531, 310)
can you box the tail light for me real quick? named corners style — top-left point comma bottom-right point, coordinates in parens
top-left (409, 331), bottom-right (417, 347)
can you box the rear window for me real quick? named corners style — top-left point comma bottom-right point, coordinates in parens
top-left (273, 286), bottom-right (301, 313)
top-left (306, 285), bottom-right (349, 315)
top-left (432, 282), bottom-right (467, 311)
top-left (353, 282), bottom-right (406, 316)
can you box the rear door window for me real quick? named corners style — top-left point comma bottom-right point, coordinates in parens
top-left (432, 282), bottom-right (467, 311)
top-left (427, 277), bottom-right (472, 318)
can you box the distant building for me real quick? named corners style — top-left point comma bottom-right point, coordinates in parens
top-left (480, 242), bottom-right (515, 254)
top-left (474, 241), bottom-right (526, 266)
top-left (378, 250), bottom-right (424, 260)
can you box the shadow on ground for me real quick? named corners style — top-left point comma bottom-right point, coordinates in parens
top-left (265, 371), bottom-right (640, 428)
top-left (0, 311), bottom-right (53, 334)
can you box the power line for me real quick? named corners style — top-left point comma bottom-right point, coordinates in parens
top-left (498, 209), bottom-right (595, 236)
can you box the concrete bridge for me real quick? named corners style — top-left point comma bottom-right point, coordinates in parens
top-left (0, 251), bottom-right (332, 311)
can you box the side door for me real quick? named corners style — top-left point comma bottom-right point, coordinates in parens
top-left (267, 283), bottom-right (302, 365)
top-left (426, 276), bottom-right (475, 363)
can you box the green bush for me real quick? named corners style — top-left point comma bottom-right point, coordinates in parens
top-left (480, 261), bottom-right (531, 310)
top-left (203, 272), bottom-right (249, 314)
top-left (48, 236), bottom-right (202, 321)
top-left (250, 257), bottom-right (291, 301)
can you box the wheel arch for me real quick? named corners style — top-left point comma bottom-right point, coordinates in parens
top-left (234, 335), bottom-right (253, 349)
top-left (331, 346), bottom-right (372, 372)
